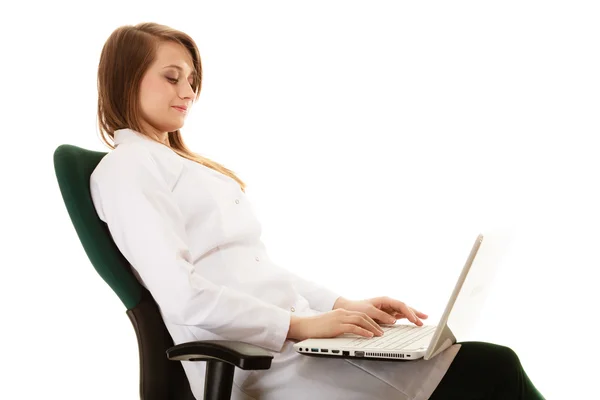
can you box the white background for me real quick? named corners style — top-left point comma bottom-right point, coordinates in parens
top-left (1, 1), bottom-right (598, 398)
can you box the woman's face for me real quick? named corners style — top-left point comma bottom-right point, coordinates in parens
top-left (138, 41), bottom-right (196, 143)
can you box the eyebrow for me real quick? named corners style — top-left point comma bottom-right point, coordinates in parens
top-left (163, 64), bottom-right (195, 78)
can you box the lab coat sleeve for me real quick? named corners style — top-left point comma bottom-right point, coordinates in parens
top-left (90, 146), bottom-right (291, 353)
top-left (274, 267), bottom-right (341, 312)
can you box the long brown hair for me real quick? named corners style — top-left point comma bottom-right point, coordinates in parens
top-left (97, 22), bottom-right (246, 192)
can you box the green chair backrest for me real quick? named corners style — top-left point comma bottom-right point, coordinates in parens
top-left (53, 144), bottom-right (142, 309)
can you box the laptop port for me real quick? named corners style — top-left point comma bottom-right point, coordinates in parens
top-left (311, 348), bottom-right (319, 352)
top-left (342, 351), bottom-right (350, 356)
top-left (355, 351), bottom-right (365, 357)
top-left (331, 350), bottom-right (340, 354)
top-left (320, 349), bottom-right (329, 353)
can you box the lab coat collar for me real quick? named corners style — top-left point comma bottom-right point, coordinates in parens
top-left (114, 128), bottom-right (153, 146)
top-left (114, 128), bottom-right (175, 155)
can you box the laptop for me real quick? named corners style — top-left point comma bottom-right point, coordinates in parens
top-left (293, 231), bottom-right (512, 361)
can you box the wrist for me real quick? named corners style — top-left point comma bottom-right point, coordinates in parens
top-left (333, 296), bottom-right (351, 310)
top-left (288, 315), bottom-right (303, 341)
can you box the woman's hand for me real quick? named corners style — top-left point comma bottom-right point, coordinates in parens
top-left (287, 309), bottom-right (385, 341)
top-left (333, 296), bottom-right (428, 326)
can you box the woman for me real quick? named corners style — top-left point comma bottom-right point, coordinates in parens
top-left (90, 22), bottom-right (545, 399)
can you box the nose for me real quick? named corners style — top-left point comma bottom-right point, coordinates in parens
top-left (179, 81), bottom-right (196, 101)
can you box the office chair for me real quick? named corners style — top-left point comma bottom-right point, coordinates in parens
top-left (53, 144), bottom-right (274, 400)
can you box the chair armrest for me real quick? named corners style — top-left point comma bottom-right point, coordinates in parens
top-left (166, 340), bottom-right (273, 370)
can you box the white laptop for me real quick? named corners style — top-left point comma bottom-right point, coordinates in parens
top-left (293, 231), bottom-right (512, 361)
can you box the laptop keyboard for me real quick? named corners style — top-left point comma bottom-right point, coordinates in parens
top-left (346, 325), bottom-right (437, 350)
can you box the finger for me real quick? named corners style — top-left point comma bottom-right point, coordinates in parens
top-left (370, 307), bottom-right (397, 324)
top-left (411, 308), bottom-right (429, 319)
top-left (381, 301), bottom-right (426, 325)
top-left (406, 308), bottom-right (427, 325)
top-left (378, 306), bottom-right (402, 319)
top-left (342, 323), bottom-right (375, 338)
top-left (393, 313), bottom-right (419, 324)
top-left (407, 308), bottom-right (422, 325)
top-left (347, 313), bottom-right (383, 336)
top-left (409, 309), bottom-right (419, 323)
top-left (384, 298), bottom-right (420, 324)
top-left (390, 308), bottom-right (427, 320)
top-left (359, 313), bottom-right (385, 334)
top-left (382, 298), bottom-right (413, 320)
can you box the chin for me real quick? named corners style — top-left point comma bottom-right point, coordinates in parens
top-left (162, 122), bottom-right (185, 132)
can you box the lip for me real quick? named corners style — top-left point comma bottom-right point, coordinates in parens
top-left (172, 106), bottom-right (187, 113)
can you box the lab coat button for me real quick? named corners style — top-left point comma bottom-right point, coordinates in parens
top-left (255, 256), bottom-right (260, 261)
top-left (235, 199), bottom-right (240, 204)
top-left (291, 307), bottom-right (295, 312)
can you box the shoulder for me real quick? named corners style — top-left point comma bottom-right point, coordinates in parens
top-left (91, 141), bottom-right (184, 191)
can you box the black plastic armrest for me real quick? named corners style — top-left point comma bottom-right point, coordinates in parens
top-left (166, 340), bottom-right (274, 370)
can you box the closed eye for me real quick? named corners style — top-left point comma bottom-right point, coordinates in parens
top-left (167, 77), bottom-right (195, 89)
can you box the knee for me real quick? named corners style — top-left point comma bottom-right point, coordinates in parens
top-left (494, 344), bottom-right (521, 369)
top-left (484, 343), bottom-right (524, 384)
top-left (461, 341), bottom-right (523, 373)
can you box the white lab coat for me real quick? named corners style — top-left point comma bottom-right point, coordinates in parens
top-left (90, 128), bottom-right (460, 400)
